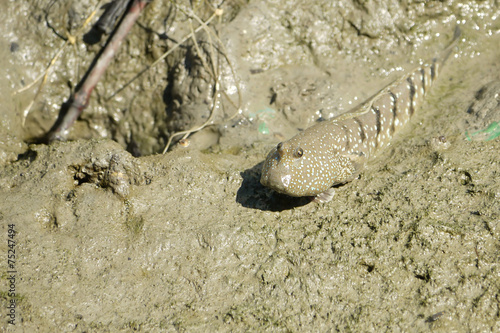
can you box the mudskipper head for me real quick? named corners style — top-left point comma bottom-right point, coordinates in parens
top-left (260, 131), bottom-right (355, 197)
top-left (260, 141), bottom-right (306, 196)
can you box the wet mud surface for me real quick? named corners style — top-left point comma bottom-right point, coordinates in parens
top-left (1, 0), bottom-right (499, 331)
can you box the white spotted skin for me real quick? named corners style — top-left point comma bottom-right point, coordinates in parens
top-left (260, 121), bottom-right (357, 197)
top-left (261, 38), bottom-right (458, 200)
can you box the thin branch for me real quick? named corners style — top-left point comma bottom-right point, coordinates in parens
top-left (46, 0), bottom-right (150, 142)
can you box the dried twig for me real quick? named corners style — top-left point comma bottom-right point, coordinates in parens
top-left (46, 0), bottom-right (150, 142)
top-left (96, 0), bottom-right (130, 34)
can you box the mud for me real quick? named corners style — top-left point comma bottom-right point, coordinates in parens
top-left (1, 0), bottom-right (499, 332)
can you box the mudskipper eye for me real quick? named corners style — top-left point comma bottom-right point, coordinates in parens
top-left (294, 147), bottom-right (304, 158)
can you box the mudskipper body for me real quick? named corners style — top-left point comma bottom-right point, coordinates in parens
top-left (261, 29), bottom-right (460, 202)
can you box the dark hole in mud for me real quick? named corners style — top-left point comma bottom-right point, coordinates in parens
top-left (69, 165), bottom-right (103, 186)
top-left (414, 271), bottom-right (431, 282)
top-left (17, 150), bottom-right (38, 163)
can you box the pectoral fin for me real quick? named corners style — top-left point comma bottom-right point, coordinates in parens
top-left (314, 187), bottom-right (336, 203)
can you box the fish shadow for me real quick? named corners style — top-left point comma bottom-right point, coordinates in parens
top-left (236, 162), bottom-right (311, 211)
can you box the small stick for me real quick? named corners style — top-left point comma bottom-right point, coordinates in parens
top-left (46, 0), bottom-right (150, 142)
top-left (96, 0), bottom-right (130, 34)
